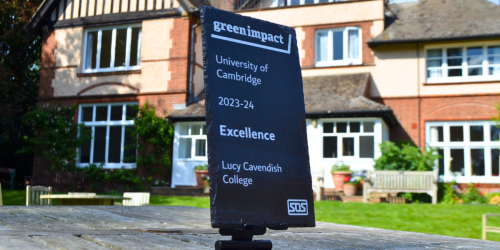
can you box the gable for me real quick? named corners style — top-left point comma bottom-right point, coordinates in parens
top-left (28, 0), bottom-right (190, 34)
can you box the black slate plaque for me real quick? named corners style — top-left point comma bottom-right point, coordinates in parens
top-left (201, 6), bottom-right (315, 229)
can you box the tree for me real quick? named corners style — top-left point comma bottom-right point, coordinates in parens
top-left (0, 0), bottom-right (43, 186)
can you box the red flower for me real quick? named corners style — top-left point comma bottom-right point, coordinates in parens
top-left (344, 176), bottom-right (351, 182)
top-left (474, 183), bottom-right (480, 188)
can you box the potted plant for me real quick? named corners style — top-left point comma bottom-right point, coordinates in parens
top-left (194, 164), bottom-right (209, 188)
top-left (331, 163), bottom-right (352, 192)
top-left (343, 175), bottom-right (363, 196)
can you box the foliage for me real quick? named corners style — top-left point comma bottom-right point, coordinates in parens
top-left (127, 102), bottom-right (174, 177)
top-left (331, 163), bottom-right (351, 173)
top-left (79, 163), bottom-right (151, 192)
top-left (441, 182), bottom-right (460, 204)
top-left (488, 192), bottom-right (500, 205)
top-left (17, 104), bottom-right (91, 171)
top-left (194, 164), bottom-right (209, 171)
top-left (343, 175), bottom-right (363, 185)
top-left (461, 184), bottom-right (487, 204)
top-left (373, 141), bottom-right (440, 171)
top-left (0, 0), bottom-right (43, 186)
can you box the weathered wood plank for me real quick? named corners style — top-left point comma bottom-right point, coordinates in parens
top-left (32, 235), bottom-right (109, 250)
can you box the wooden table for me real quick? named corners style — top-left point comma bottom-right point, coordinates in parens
top-left (40, 193), bottom-right (130, 205)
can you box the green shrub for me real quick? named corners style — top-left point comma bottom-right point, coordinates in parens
top-left (331, 163), bottom-right (351, 173)
top-left (441, 182), bottom-right (460, 204)
top-left (373, 141), bottom-right (440, 171)
top-left (461, 184), bottom-right (487, 204)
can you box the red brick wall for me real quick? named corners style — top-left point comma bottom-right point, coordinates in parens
top-left (39, 31), bottom-right (57, 98)
top-left (300, 21), bottom-right (375, 69)
top-left (375, 94), bottom-right (500, 147)
top-left (167, 17), bottom-right (191, 93)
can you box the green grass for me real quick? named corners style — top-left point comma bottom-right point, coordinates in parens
top-left (3, 191), bottom-right (500, 241)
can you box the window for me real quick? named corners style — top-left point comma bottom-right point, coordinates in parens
top-left (78, 103), bottom-right (138, 168)
top-left (269, 0), bottom-right (346, 7)
top-left (315, 27), bottom-right (361, 67)
top-left (178, 123), bottom-right (207, 159)
top-left (322, 121), bottom-right (375, 159)
top-left (83, 24), bottom-right (142, 73)
top-left (426, 45), bottom-right (500, 83)
top-left (426, 121), bottom-right (500, 182)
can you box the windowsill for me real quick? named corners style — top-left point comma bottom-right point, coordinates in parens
top-left (77, 70), bottom-right (141, 77)
top-left (175, 158), bottom-right (208, 162)
top-left (234, 0), bottom-right (357, 13)
top-left (77, 163), bottom-right (136, 169)
top-left (304, 63), bottom-right (374, 70)
top-left (315, 61), bottom-right (362, 68)
top-left (425, 76), bottom-right (500, 85)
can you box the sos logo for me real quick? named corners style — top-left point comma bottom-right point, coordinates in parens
top-left (287, 199), bottom-right (308, 216)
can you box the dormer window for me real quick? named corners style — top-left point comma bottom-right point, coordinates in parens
top-left (83, 24), bottom-right (142, 73)
top-left (315, 27), bottom-right (362, 67)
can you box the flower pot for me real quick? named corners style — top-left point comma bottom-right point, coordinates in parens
top-left (332, 171), bottom-right (351, 191)
top-left (343, 183), bottom-right (357, 196)
top-left (195, 170), bottom-right (209, 188)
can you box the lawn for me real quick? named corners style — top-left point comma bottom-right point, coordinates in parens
top-left (3, 190), bottom-right (500, 241)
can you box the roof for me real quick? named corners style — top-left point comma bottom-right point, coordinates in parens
top-left (369, 0), bottom-right (500, 46)
top-left (169, 73), bottom-right (398, 126)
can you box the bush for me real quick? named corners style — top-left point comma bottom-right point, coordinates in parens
top-left (373, 141), bottom-right (440, 171)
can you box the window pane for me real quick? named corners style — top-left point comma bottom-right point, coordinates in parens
top-left (489, 66), bottom-right (500, 76)
top-left (191, 125), bottom-right (201, 135)
top-left (304, 0), bottom-right (314, 4)
top-left (350, 122), bottom-right (360, 133)
top-left (323, 137), bottom-right (337, 158)
top-left (491, 125), bottom-right (500, 141)
top-left (427, 59), bottom-right (442, 67)
top-left (202, 125), bottom-right (207, 135)
top-left (427, 49), bottom-right (441, 58)
top-left (316, 32), bottom-right (329, 62)
top-left (427, 68), bottom-right (442, 78)
top-left (288, 0), bottom-right (300, 6)
top-left (100, 30), bottom-right (112, 68)
top-left (82, 107), bottom-right (93, 122)
top-left (359, 136), bottom-right (374, 158)
top-left (108, 126), bottom-right (122, 163)
top-left (337, 122), bottom-right (347, 133)
top-left (488, 46), bottom-right (500, 55)
top-left (79, 127), bottom-right (92, 163)
top-left (347, 29), bottom-right (359, 59)
top-left (95, 106), bottom-right (108, 121)
top-left (437, 148), bottom-right (444, 176)
top-left (110, 106), bottom-right (123, 121)
top-left (450, 149), bottom-right (464, 175)
top-left (323, 122), bottom-right (334, 133)
top-left (430, 126), bottom-right (443, 142)
top-left (86, 31), bottom-right (98, 69)
top-left (450, 126), bottom-right (464, 141)
top-left (363, 122), bottom-right (374, 133)
top-left (126, 105), bottom-right (137, 120)
top-left (342, 137), bottom-right (354, 156)
top-left (123, 126), bottom-right (136, 163)
top-left (179, 138), bottom-right (192, 158)
top-left (470, 125), bottom-right (484, 142)
top-left (471, 149), bottom-right (485, 176)
top-left (333, 31), bottom-right (343, 61)
top-left (447, 48), bottom-right (462, 57)
top-left (468, 67), bottom-right (482, 76)
top-left (448, 69), bottom-right (462, 77)
top-left (195, 139), bottom-right (206, 157)
top-left (114, 28), bottom-right (127, 67)
top-left (130, 28), bottom-right (141, 67)
top-left (447, 58), bottom-right (462, 66)
top-left (489, 56), bottom-right (500, 64)
top-left (467, 47), bottom-right (483, 65)
top-left (179, 125), bottom-right (189, 135)
top-left (492, 149), bottom-right (499, 177)
top-left (93, 127), bottom-right (107, 163)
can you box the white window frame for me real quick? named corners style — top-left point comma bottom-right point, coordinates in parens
top-left (82, 24), bottom-right (142, 73)
top-left (314, 27), bottom-right (362, 67)
top-left (320, 118), bottom-right (380, 161)
top-left (77, 102), bottom-right (138, 169)
top-left (426, 121), bottom-right (500, 183)
top-left (283, 0), bottom-right (343, 7)
top-left (176, 122), bottom-right (208, 160)
top-left (425, 42), bottom-right (500, 83)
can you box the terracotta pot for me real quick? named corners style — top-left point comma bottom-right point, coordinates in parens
top-left (195, 170), bottom-right (209, 188)
top-left (332, 171), bottom-right (351, 192)
top-left (343, 183), bottom-right (357, 196)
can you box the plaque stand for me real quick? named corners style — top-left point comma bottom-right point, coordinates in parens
top-left (215, 224), bottom-right (288, 250)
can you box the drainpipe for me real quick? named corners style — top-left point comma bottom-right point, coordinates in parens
top-left (188, 22), bottom-right (201, 105)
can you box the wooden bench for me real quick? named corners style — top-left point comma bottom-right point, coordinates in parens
top-left (25, 171), bottom-right (85, 191)
top-left (483, 213), bottom-right (500, 240)
top-left (363, 170), bottom-right (438, 204)
top-left (0, 168), bottom-right (15, 190)
top-left (311, 169), bottom-right (325, 201)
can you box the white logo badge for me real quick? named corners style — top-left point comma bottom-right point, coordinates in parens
top-left (287, 199), bottom-right (308, 216)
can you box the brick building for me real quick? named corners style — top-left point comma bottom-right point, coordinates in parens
top-left (28, 0), bottom-right (500, 189)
